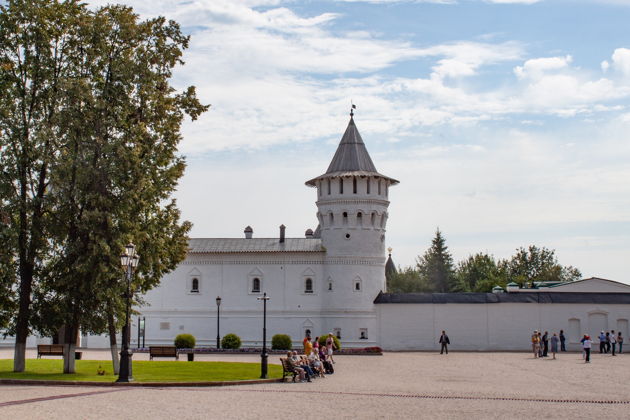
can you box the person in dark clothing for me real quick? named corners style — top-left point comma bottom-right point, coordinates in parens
top-left (439, 330), bottom-right (450, 354)
top-left (542, 331), bottom-right (549, 357)
top-left (605, 332), bottom-right (611, 353)
top-left (559, 330), bottom-right (566, 352)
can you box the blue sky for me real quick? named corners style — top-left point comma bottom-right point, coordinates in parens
top-left (89, 0), bottom-right (630, 282)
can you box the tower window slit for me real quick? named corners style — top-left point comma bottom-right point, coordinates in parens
top-left (353, 177), bottom-right (357, 194)
top-left (339, 178), bottom-right (343, 194)
top-left (378, 179), bottom-right (381, 195)
top-left (327, 179), bottom-right (331, 195)
top-left (367, 177), bottom-right (370, 194)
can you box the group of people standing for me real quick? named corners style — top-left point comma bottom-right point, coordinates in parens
top-left (531, 330), bottom-right (565, 359)
top-left (531, 329), bottom-right (624, 363)
top-left (597, 330), bottom-right (623, 355)
top-left (578, 330), bottom-right (623, 363)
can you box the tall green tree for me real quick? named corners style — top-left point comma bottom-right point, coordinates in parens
top-left (0, 0), bottom-right (86, 372)
top-left (416, 228), bottom-right (456, 292)
top-left (505, 245), bottom-right (581, 287)
top-left (453, 253), bottom-right (506, 292)
top-left (386, 266), bottom-right (433, 293)
top-left (0, 0), bottom-right (207, 373)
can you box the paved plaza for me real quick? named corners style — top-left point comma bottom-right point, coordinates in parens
top-left (1, 349), bottom-right (629, 419)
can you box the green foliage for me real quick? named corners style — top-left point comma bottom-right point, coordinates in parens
top-left (174, 334), bottom-right (196, 349)
top-left (504, 245), bottom-right (581, 287)
top-left (453, 253), bottom-right (506, 293)
top-left (396, 231), bottom-right (582, 293)
top-left (318, 335), bottom-right (342, 351)
top-left (0, 0), bottom-right (208, 371)
top-left (221, 333), bottom-right (242, 349)
top-left (416, 229), bottom-right (456, 292)
top-left (386, 266), bottom-right (433, 293)
top-left (271, 334), bottom-right (292, 350)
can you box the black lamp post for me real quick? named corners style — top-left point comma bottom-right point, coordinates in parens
top-left (117, 243), bottom-right (139, 383)
top-left (216, 296), bottom-right (222, 349)
top-left (257, 292), bottom-right (270, 379)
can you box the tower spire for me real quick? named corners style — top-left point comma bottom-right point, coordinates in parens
top-left (350, 102), bottom-right (356, 118)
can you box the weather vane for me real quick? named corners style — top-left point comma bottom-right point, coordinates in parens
top-left (350, 101), bottom-right (356, 117)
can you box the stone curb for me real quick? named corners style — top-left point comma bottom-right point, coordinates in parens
top-left (0, 378), bottom-right (285, 387)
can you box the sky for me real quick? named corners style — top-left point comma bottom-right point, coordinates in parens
top-left (88, 0), bottom-right (630, 282)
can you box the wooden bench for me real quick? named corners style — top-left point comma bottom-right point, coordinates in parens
top-left (149, 346), bottom-right (179, 360)
top-left (280, 358), bottom-right (298, 382)
top-left (37, 344), bottom-right (64, 358)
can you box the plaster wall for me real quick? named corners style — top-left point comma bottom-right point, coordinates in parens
top-left (377, 303), bottom-right (630, 351)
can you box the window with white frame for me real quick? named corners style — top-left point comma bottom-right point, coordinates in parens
top-left (333, 328), bottom-right (341, 339)
top-left (187, 268), bottom-right (202, 294)
top-left (191, 278), bottom-right (200, 293)
top-left (248, 268), bottom-right (264, 294)
top-left (304, 278), bottom-right (314, 293)
top-left (251, 277), bottom-right (261, 293)
top-left (354, 277), bottom-right (362, 292)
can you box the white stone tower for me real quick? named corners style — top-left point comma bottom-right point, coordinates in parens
top-left (306, 111), bottom-right (398, 341)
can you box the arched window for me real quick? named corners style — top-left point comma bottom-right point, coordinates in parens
top-left (353, 177), bottom-right (357, 194)
top-left (354, 279), bottom-right (362, 291)
top-left (252, 277), bottom-right (261, 293)
top-left (357, 212), bottom-right (362, 227)
top-left (304, 278), bottom-right (313, 293)
top-left (342, 212), bottom-right (348, 226)
top-left (329, 213), bottom-right (334, 226)
top-left (328, 281), bottom-right (333, 291)
top-left (191, 278), bottom-right (199, 293)
top-left (371, 212), bottom-right (376, 227)
top-left (339, 178), bottom-right (343, 194)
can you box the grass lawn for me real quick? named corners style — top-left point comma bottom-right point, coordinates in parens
top-left (0, 359), bottom-right (282, 382)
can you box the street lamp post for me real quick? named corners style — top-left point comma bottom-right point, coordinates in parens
top-left (216, 296), bottom-right (222, 349)
top-left (257, 292), bottom-right (270, 379)
top-left (117, 243), bottom-right (140, 383)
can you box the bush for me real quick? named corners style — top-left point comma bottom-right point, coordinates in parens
top-left (271, 334), bottom-right (292, 350)
top-left (174, 333), bottom-right (196, 349)
top-left (221, 333), bottom-right (242, 349)
top-left (318, 335), bottom-right (341, 351)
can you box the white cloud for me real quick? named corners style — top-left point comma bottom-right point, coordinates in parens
top-left (611, 48), bottom-right (630, 77)
top-left (514, 55), bottom-right (572, 79)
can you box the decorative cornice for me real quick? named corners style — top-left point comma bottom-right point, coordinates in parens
top-left (316, 198), bottom-right (390, 206)
top-left (181, 256), bottom-right (385, 266)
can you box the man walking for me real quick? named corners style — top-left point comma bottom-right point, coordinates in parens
top-left (439, 330), bottom-right (450, 354)
top-left (610, 330), bottom-right (616, 356)
top-left (559, 329), bottom-right (566, 352)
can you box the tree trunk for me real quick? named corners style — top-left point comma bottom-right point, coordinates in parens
top-left (13, 258), bottom-right (33, 372)
top-left (108, 311), bottom-right (120, 375)
top-left (63, 321), bottom-right (77, 374)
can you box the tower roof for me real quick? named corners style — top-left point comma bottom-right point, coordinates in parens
top-left (306, 115), bottom-right (398, 186)
top-left (326, 116), bottom-right (377, 174)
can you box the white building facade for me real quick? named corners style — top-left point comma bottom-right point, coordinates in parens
top-left (121, 113), bottom-right (399, 349)
top-left (2, 116), bottom-right (629, 351)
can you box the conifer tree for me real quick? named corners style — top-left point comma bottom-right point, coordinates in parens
top-left (416, 228), bottom-right (456, 292)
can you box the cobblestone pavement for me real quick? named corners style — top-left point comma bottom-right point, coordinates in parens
top-left (1, 349), bottom-right (629, 419)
